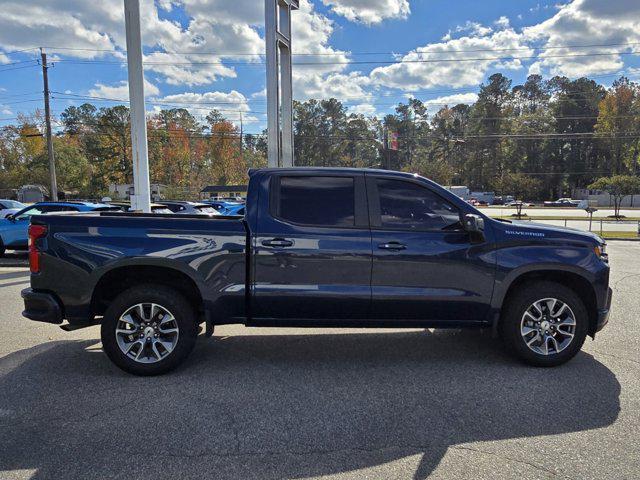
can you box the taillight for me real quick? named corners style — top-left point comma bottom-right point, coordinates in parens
top-left (28, 224), bottom-right (48, 273)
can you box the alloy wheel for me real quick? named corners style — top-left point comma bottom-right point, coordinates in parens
top-left (115, 303), bottom-right (179, 363)
top-left (520, 298), bottom-right (576, 356)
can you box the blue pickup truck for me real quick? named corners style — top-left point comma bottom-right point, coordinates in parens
top-left (22, 168), bottom-right (612, 375)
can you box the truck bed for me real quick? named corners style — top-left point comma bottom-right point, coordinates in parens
top-left (30, 211), bottom-right (248, 323)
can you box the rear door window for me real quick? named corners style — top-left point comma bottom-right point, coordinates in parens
top-left (276, 176), bottom-right (355, 227)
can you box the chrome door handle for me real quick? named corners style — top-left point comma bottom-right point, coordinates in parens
top-left (262, 238), bottom-right (294, 248)
top-left (378, 242), bottom-right (406, 251)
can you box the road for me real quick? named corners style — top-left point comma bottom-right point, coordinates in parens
top-left (477, 207), bottom-right (640, 234)
top-left (478, 207), bottom-right (640, 219)
top-left (0, 243), bottom-right (638, 480)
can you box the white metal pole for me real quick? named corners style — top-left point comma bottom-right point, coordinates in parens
top-left (124, 0), bottom-right (151, 212)
top-left (265, 0), bottom-right (280, 168)
top-left (280, 39), bottom-right (294, 167)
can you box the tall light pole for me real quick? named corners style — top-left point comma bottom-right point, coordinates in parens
top-left (265, 0), bottom-right (298, 168)
top-left (124, 0), bottom-right (151, 212)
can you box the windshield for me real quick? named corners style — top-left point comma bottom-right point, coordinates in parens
top-left (15, 206), bottom-right (44, 220)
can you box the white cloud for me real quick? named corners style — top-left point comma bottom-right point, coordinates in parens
top-left (294, 71), bottom-right (371, 101)
top-left (347, 103), bottom-right (377, 116)
top-left (442, 21), bottom-right (493, 41)
top-left (251, 89), bottom-right (267, 99)
top-left (0, 0), bottom-right (264, 86)
top-left (371, 27), bottom-right (533, 90)
top-left (292, 0), bottom-right (350, 74)
top-left (423, 92), bottom-right (478, 111)
top-left (523, 0), bottom-right (640, 77)
top-left (321, 0), bottom-right (410, 25)
top-left (627, 67), bottom-right (640, 80)
top-left (495, 16), bottom-right (511, 29)
top-left (155, 90), bottom-right (257, 124)
top-left (89, 80), bottom-right (160, 100)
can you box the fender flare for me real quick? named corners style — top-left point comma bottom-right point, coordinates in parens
top-left (490, 263), bottom-right (597, 335)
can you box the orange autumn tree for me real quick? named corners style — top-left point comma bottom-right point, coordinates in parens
top-left (204, 110), bottom-right (246, 186)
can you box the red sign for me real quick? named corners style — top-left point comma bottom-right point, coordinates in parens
top-left (389, 131), bottom-right (399, 151)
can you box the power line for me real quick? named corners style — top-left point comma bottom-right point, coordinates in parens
top-left (0, 63), bottom-right (40, 74)
top-left (50, 49), bottom-right (640, 67)
top-left (28, 40), bottom-right (640, 57)
top-left (50, 92), bottom-right (267, 115)
top-left (0, 91), bottom-right (44, 99)
top-left (0, 98), bottom-right (44, 105)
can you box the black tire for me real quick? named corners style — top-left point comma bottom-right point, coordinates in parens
top-left (500, 281), bottom-right (588, 367)
top-left (101, 284), bottom-right (198, 376)
top-left (0, 237), bottom-right (5, 257)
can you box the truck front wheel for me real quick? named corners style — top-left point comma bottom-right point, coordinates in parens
top-left (101, 285), bottom-right (198, 376)
top-left (500, 281), bottom-right (589, 367)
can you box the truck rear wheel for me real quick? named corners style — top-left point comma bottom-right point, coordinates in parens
top-left (101, 285), bottom-right (198, 376)
top-left (500, 281), bottom-right (588, 367)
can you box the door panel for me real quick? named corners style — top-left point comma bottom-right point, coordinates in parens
top-left (252, 173), bottom-right (372, 320)
top-left (371, 231), bottom-right (494, 321)
top-left (368, 175), bottom-right (495, 322)
top-left (253, 228), bottom-right (372, 319)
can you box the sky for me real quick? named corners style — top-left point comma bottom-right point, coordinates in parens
top-left (1, 0), bottom-right (640, 133)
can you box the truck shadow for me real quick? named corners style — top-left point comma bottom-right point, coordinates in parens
top-left (0, 329), bottom-right (620, 479)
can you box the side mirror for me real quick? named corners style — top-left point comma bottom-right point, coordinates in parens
top-left (5, 214), bottom-right (15, 221)
top-left (463, 213), bottom-right (484, 233)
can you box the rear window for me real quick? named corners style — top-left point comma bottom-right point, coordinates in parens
top-left (277, 176), bottom-right (355, 227)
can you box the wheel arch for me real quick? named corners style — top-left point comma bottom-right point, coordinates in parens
top-left (496, 267), bottom-right (598, 337)
top-left (90, 261), bottom-right (205, 321)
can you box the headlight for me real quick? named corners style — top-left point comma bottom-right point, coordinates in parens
top-left (595, 244), bottom-right (608, 262)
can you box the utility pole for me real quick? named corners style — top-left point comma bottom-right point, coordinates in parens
top-left (124, 0), bottom-right (151, 212)
top-left (40, 49), bottom-right (58, 201)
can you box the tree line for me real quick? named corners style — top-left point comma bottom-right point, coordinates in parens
top-left (1, 73), bottom-right (639, 200)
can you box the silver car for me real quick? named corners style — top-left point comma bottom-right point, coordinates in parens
top-left (158, 201), bottom-right (221, 216)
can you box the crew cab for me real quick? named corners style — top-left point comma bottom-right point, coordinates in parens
top-left (22, 168), bottom-right (612, 375)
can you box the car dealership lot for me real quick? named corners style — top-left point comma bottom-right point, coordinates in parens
top-left (0, 243), bottom-right (638, 480)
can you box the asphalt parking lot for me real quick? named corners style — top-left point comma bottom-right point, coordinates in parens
top-left (0, 243), bottom-right (638, 480)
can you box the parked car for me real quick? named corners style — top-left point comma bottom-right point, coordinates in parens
top-left (544, 198), bottom-right (581, 208)
top-left (0, 199), bottom-right (26, 219)
top-left (158, 201), bottom-right (221, 216)
top-left (0, 201), bottom-right (118, 257)
top-left (22, 168), bottom-right (611, 375)
top-left (493, 195), bottom-right (515, 206)
top-left (202, 200), bottom-right (242, 212)
top-left (108, 202), bottom-right (174, 214)
top-left (506, 201), bottom-right (536, 207)
top-left (221, 203), bottom-right (246, 216)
